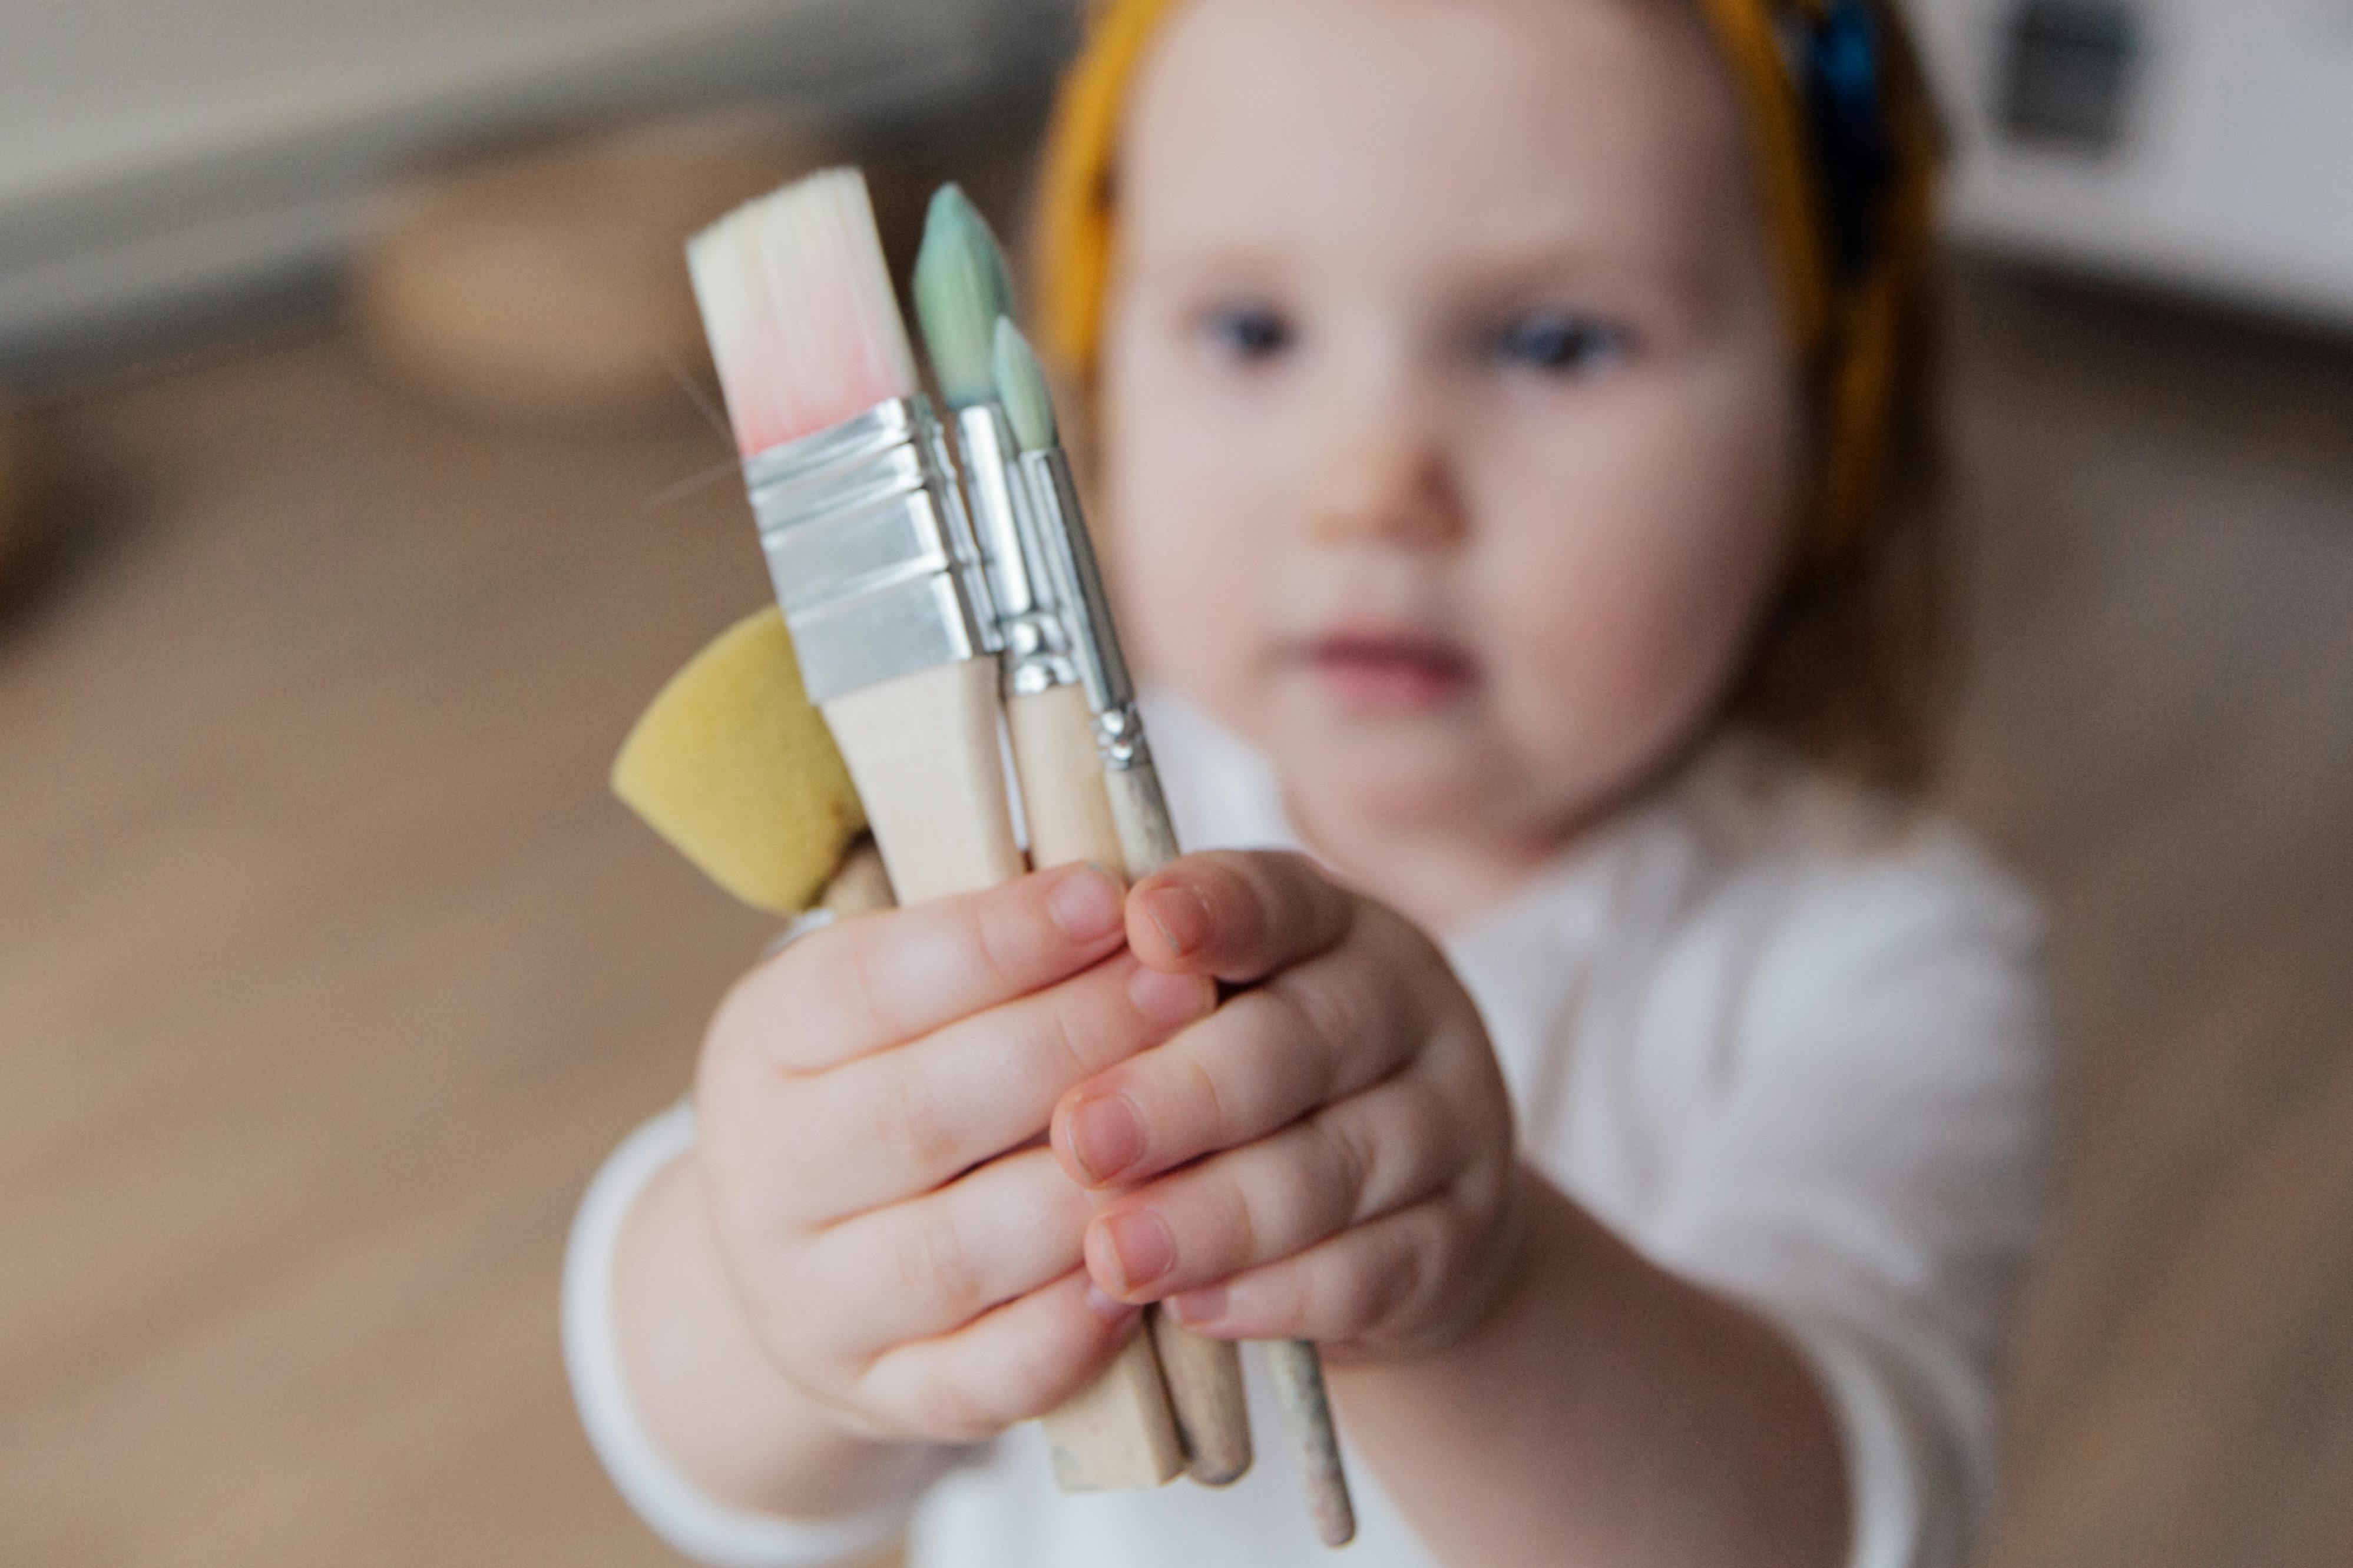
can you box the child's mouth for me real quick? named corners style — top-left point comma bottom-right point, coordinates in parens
top-left (1298, 634), bottom-right (1478, 711)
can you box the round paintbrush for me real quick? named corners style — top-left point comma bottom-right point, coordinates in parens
top-left (916, 185), bottom-right (1217, 1491)
top-left (996, 321), bottom-right (1357, 1547)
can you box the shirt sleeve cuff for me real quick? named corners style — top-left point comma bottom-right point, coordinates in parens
top-left (1770, 1309), bottom-right (1921, 1568)
top-left (561, 1102), bottom-right (929, 1568)
top-left (1736, 1298), bottom-right (1982, 1568)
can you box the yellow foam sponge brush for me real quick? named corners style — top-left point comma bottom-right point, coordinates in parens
top-left (613, 606), bottom-right (866, 914)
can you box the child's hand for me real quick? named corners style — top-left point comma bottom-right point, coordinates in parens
top-left (689, 864), bottom-right (1217, 1444)
top-left (1053, 851), bottom-right (1522, 1362)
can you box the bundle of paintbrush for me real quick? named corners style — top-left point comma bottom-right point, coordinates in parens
top-left (684, 170), bottom-right (1353, 1545)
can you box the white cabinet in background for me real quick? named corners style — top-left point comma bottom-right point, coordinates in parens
top-left (1912, 0), bottom-right (2353, 324)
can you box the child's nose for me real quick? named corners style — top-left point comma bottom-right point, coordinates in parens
top-left (1303, 426), bottom-right (1467, 548)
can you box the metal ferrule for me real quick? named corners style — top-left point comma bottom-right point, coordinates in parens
top-left (1090, 698), bottom-right (1153, 772)
top-left (953, 404), bottom-right (1077, 698)
top-left (1016, 445), bottom-right (1151, 771)
top-left (744, 396), bottom-right (1000, 707)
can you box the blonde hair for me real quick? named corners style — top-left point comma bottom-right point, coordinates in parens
top-left (1030, 0), bottom-right (1951, 791)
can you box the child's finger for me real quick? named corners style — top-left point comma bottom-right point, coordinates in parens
top-left (1163, 1195), bottom-right (1478, 1347)
top-left (1124, 850), bottom-right (1356, 982)
top-left (799, 1147), bottom-right (1094, 1367)
top-left (1079, 1070), bottom-right (1471, 1303)
top-left (720, 863), bottom-right (1133, 1073)
top-left (779, 953), bottom-right (1214, 1223)
top-left (853, 1271), bottom-right (1144, 1444)
top-left (1050, 944), bottom-right (1425, 1189)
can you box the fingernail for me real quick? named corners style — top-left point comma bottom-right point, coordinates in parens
top-left (1170, 1284), bottom-right (1228, 1329)
top-left (1106, 1210), bottom-right (1176, 1293)
top-left (1070, 1094), bottom-right (1145, 1184)
top-left (1048, 865), bottom-right (1126, 942)
top-left (1141, 883), bottom-right (1213, 957)
top-left (1085, 1285), bottom-right (1142, 1325)
top-left (1129, 967), bottom-right (1214, 1030)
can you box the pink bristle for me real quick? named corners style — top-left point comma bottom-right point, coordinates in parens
top-left (687, 168), bottom-right (920, 459)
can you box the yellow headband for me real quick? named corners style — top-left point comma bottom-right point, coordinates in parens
top-left (1032, 0), bottom-right (1942, 562)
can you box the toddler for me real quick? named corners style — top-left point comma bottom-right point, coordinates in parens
top-left (565, 1), bottom-right (2052, 1564)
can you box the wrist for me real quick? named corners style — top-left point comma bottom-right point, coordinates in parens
top-left (1321, 1158), bottom-right (1540, 1368)
top-left (1426, 1159), bottom-right (1546, 1358)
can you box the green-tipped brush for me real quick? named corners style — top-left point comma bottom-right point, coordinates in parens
top-left (993, 319), bottom-right (1130, 725)
top-left (914, 184), bottom-right (1016, 412)
top-left (915, 185), bottom-right (1201, 1496)
top-left (994, 314), bottom-right (1060, 452)
top-left (912, 186), bottom-right (1065, 684)
top-left (994, 320), bottom-right (1359, 1548)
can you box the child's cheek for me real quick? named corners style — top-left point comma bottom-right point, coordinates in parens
top-left (1491, 367), bottom-right (1800, 774)
top-left (1100, 328), bottom-right (1295, 712)
top-left (1101, 387), bottom-right (1263, 708)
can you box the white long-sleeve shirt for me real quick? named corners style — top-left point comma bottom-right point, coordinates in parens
top-left (565, 697), bottom-right (2054, 1568)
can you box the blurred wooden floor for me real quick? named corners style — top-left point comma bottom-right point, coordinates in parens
top-left (1944, 266), bottom-right (2353, 1567)
top-left (2, 181), bottom-right (2349, 1565)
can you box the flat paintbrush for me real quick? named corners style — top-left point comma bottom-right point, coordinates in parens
top-left (996, 320), bottom-right (1358, 1548)
top-left (687, 167), bottom-right (1182, 1499)
top-left (687, 169), bottom-right (1020, 906)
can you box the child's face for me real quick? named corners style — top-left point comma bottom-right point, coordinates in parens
top-left (1100, 0), bottom-right (1806, 868)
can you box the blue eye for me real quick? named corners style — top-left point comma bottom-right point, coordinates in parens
top-left (1492, 312), bottom-right (1630, 377)
top-left (1197, 304), bottom-right (1294, 363)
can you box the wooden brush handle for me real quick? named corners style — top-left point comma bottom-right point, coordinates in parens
top-left (826, 666), bottom-right (1184, 1494)
top-left (1147, 1304), bottom-right (1252, 1487)
top-left (1105, 751), bottom-right (1356, 1542)
top-left (821, 660), bottom-right (1025, 902)
top-left (1101, 757), bottom-right (1183, 883)
top-left (1007, 682), bottom-right (1128, 879)
top-left (817, 838), bottom-right (895, 917)
top-left (810, 830), bottom-right (1196, 1497)
top-left (1010, 684), bottom-right (1249, 1489)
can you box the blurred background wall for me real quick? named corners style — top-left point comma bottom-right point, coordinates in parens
top-left (8, 0), bottom-right (2353, 379)
top-left (0, 0), bottom-right (1058, 374)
